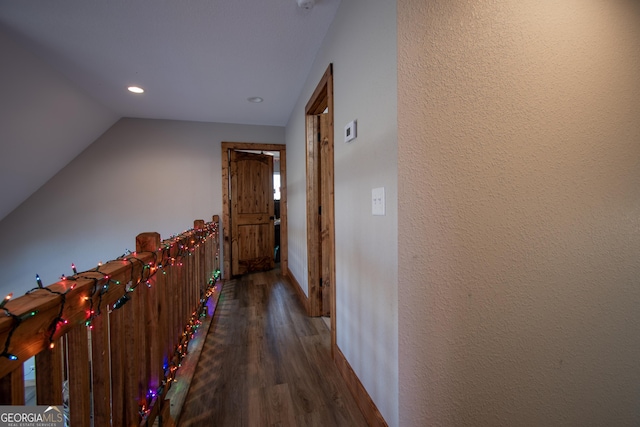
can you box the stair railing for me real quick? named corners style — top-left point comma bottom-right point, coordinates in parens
top-left (0, 216), bottom-right (221, 426)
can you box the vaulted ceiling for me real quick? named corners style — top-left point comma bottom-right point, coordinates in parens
top-left (0, 0), bottom-right (341, 125)
top-left (0, 0), bottom-right (341, 220)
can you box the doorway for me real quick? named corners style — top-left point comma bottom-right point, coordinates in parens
top-left (221, 142), bottom-right (287, 280)
top-left (305, 64), bottom-right (336, 355)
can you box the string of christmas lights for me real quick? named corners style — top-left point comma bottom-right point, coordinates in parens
top-left (0, 222), bottom-right (219, 363)
top-left (0, 308), bottom-right (38, 361)
top-left (139, 269), bottom-right (221, 420)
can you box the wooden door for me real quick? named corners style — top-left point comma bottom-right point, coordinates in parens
top-left (230, 150), bottom-right (275, 276)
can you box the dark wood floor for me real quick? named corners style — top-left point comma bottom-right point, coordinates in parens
top-left (178, 269), bottom-right (368, 427)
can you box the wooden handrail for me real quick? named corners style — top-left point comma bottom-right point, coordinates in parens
top-left (0, 215), bottom-right (221, 426)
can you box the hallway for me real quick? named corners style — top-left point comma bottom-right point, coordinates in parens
top-left (178, 269), bottom-right (368, 426)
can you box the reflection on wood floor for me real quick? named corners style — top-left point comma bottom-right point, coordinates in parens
top-left (178, 269), bottom-right (368, 426)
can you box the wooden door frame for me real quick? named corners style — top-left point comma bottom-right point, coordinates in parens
top-left (305, 64), bottom-right (336, 354)
top-left (221, 142), bottom-right (287, 280)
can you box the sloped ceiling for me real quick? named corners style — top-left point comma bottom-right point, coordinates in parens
top-left (0, 0), bottom-right (341, 220)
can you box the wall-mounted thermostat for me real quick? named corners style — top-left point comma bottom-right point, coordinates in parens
top-left (344, 120), bottom-right (357, 143)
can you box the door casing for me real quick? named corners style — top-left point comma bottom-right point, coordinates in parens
top-left (305, 64), bottom-right (336, 356)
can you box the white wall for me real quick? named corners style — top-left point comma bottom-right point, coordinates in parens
top-left (398, 0), bottom-right (640, 425)
top-left (0, 118), bottom-right (284, 297)
top-left (0, 29), bottom-right (118, 221)
top-left (285, 0), bottom-right (398, 425)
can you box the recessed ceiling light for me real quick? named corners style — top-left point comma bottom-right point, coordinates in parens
top-left (247, 97), bottom-right (263, 103)
top-left (128, 86), bottom-right (144, 94)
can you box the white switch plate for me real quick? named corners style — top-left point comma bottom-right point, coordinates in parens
top-left (372, 187), bottom-right (385, 216)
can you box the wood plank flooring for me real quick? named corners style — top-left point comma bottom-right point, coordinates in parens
top-left (178, 269), bottom-right (368, 427)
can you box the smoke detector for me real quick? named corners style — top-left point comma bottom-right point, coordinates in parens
top-left (296, 0), bottom-right (315, 9)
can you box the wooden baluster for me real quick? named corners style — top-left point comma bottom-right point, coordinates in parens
top-left (157, 264), bottom-right (170, 379)
top-left (36, 341), bottom-right (63, 405)
top-left (177, 252), bottom-right (185, 343)
top-left (200, 240), bottom-right (206, 302)
top-left (169, 244), bottom-right (176, 351)
top-left (136, 232), bottom-right (161, 422)
top-left (145, 271), bottom-right (160, 403)
top-left (137, 273), bottom-right (147, 402)
top-left (190, 232), bottom-right (195, 310)
top-left (0, 365), bottom-right (25, 405)
top-left (67, 325), bottom-right (91, 426)
top-left (120, 251), bottom-right (146, 426)
top-left (183, 233), bottom-right (190, 332)
top-left (185, 232), bottom-right (192, 327)
top-left (110, 305), bottom-right (126, 427)
top-left (192, 244), bottom-right (198, 312)
top-left (194, 220), bottom-right (205, 314)
top-left (154, 266), bottom-right (168, 390)
top-left (123, 287), bottom-right (142, 426)
top-left (91, 311), bottom-right (112, 426)
top-left (183, 233), bottom-right (189, 334)
top-left (168, 261), bottom-right (177, 354)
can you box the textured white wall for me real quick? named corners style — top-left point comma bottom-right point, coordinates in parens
top-left (285, 0), bottom-right (398, 424)
top-left (398, 0), bottom-right (640, 425)
top-left (0, 118), bottom-right (284, 297)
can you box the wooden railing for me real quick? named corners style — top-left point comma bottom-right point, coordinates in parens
top-left (0, 216), bottom-right (221, 426)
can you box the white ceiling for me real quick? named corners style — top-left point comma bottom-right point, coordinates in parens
top-left (0, 0), bottom-right (341, 126)
top-left (0, 0), bottom-right (340, 221)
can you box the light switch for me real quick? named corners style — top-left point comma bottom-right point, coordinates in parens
top-left (372, 187), bottom-right (385, 216)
